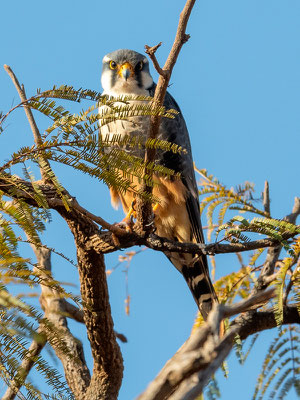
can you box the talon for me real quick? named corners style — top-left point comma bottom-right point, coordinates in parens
top-left (124, 200), bottom-right (137, 221)
top-left (153, 202), bottom-right (159, 213)
top-left (145, 220), bottom-right (155, 228)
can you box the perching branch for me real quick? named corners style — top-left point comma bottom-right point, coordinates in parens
top-left (1, 173), bottom-right (296, 258)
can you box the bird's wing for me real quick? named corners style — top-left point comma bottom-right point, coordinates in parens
top-left (149, 84), bottom-right (218, 318)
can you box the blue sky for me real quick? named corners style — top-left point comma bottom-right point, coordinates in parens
top-left (1, 1), bottom-right (300, 399)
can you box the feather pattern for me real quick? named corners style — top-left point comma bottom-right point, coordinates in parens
top-left (100, 49), bottom-right (218, 319)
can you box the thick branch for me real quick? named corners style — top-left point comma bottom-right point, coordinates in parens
top-left (137, 304), bottom-right (233, 400)
top-left (138, 292), bottom-right (299, 400)
top-left (57, 207), bottom-right (123, 400)
top-left (0, 174), bottom-right (297, 257)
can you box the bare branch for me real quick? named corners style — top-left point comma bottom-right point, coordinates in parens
top-left (222, 287), bottom-right (276, 318)
top-left (2, 328), bottom-right (47, 400)
top-left (138, 289), bottom-right (297, 400)
top-left (4, 65), bottom-right (51, 182)
top-left (59, 209), bottom-right (124, 399)
top-left (137, 304), bottom-right (232, 400)
top-left (263, 180), bottom-right (270, 215)
top-left (61, 300), bottom-right (127, 342)
top-left (144, 43), bottom-right (165, 76)
top-left (136, 0), bottom-right (196, 232)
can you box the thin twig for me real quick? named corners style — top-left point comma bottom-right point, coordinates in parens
top-left (263, 180), bottom-right (270, 215)
top-left (60, 299), bottom-right (127, 342)
top-left (144, 43), bottom-right (166, 77)
top-left (4, 65), bottom-right (51, 182)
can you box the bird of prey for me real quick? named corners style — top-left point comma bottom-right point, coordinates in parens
top-left (100, 49), bottom-right (218, 319)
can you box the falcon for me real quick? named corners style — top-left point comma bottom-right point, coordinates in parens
top-left (100, 49), bottom-right (218, 319)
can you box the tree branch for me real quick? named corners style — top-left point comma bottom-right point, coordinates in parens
top-left (0, 174), bottom-right (297, 257)
top-left (4, 65), bottom-right (51, 182)
top-left (33, 246), bottom-right (91, 398)
top-left (144, 43), bottom-right (165, 77)
top-left (58, 207), bottom-right (124, 399)
top-left (136, 0), bottom-right (196, 232)
top-left (138, 290), bottom-right (298, 400)
top-left (256, 196), bottom-right (300, 292)
top-left (262, 180), bottom-right (270, 215)
top-left (61, 299), bottom-right (127, 342)
top-left (2, 327), bottom-right (47, 400)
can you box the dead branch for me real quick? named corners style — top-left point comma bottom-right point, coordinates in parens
top-left (262, 180), bottom-right (270, 215)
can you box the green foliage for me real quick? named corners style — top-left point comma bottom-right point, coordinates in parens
top-left (253, 326), bottom-right (300, 400)
top-left (0, 85), bottom-right (299, 399)
top-left (273, 238), bottom-right (300, 326)
top-left (0, 85), bottom-right (186, 398)
top-left (1, 86), bottom-right (183, 206)
top-left (192, 169), bottom-right (299, 399)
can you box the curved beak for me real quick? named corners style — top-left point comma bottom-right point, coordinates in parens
top-left (119, 62), bottom-right (134, 81)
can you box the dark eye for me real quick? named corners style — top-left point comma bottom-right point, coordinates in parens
top-left (137, 61), bottom-right (143, 71)
top-left (109, 61), bottom-right (117, 70)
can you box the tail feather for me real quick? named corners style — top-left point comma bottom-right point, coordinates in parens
top-left (166, 252), bottom-right (218, 320)
top-left (181, 257), bottom-right (218, 320)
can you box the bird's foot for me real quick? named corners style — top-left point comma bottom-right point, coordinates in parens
top-left (114, 201), bottom-right (137, 232)
top-left (114, 217), bottom-right (134, 233)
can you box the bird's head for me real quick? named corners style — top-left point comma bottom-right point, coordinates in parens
top-left (101, 49), bottom-right (153, 95)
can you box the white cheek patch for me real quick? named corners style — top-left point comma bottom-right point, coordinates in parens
top-left (101, 70), bottom-right (112, 92)
top-left (141, 71), bottom-right (153, 90)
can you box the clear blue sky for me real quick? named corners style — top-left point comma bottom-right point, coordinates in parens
top-left (1, 1), bottom-right (300, 399)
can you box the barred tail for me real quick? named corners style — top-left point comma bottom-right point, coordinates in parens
top-left (181, 256), bottom-right (218, 320)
